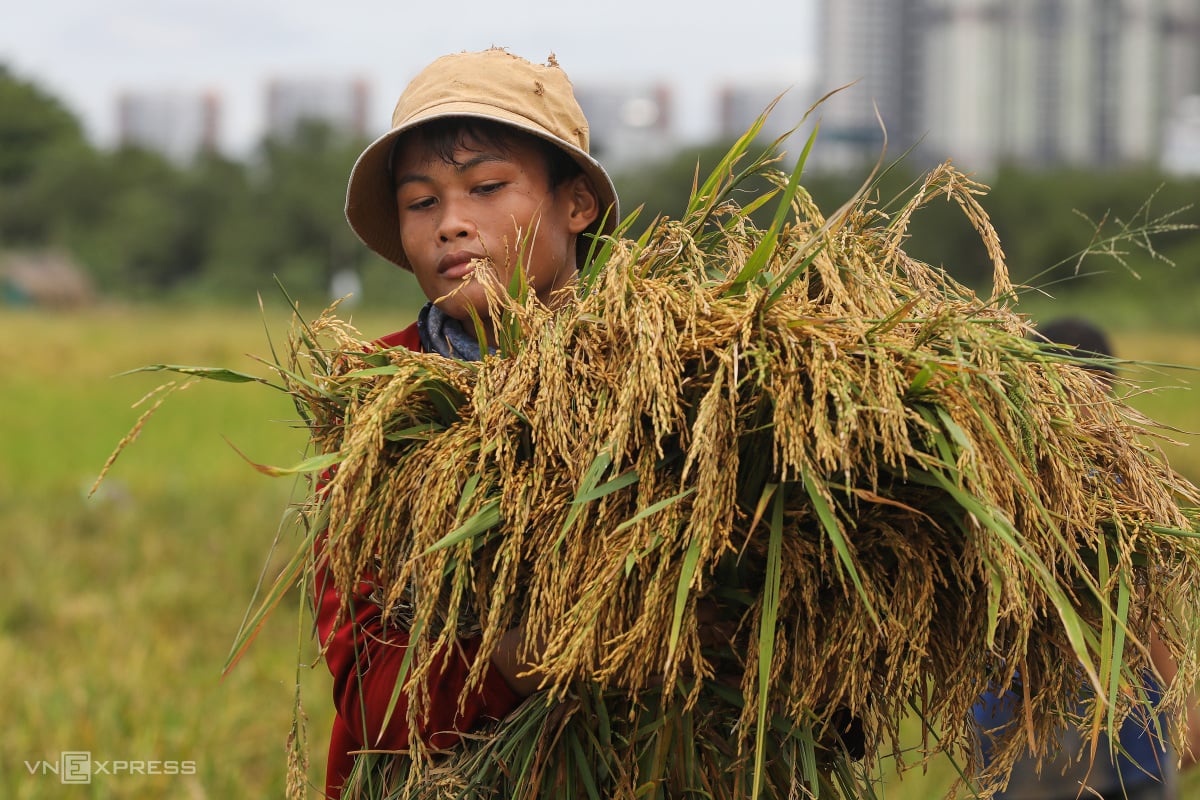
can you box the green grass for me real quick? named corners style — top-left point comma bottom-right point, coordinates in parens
top-left (0, 304), bottom-right (1196, 798)
top-left (1111, 330), bottom-right (1200, 483)
top-left (0, 304), bottom-right (335, 798)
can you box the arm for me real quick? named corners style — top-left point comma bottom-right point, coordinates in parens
top-left (490, 622), bottom-right (548, 697)
top-left (313, 538), bottom-right (523, 753)
top-left (1149, 631), bottom-right (1200, 769)
top-left (314, 326), bottom-right (528, 797)
top-left (316, 324), bottom-right (524, 751)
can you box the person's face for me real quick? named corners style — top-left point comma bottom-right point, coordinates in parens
top-left (392, 132), bottom-right (599, 343)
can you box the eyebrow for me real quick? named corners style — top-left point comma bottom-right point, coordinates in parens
top-left (393, 152), bottom-right (511, 191)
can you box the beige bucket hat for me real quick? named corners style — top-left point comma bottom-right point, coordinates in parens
top-left (345, 48), bottom-right (619, 271)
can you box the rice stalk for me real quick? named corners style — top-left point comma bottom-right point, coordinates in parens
top-left (282, 129), bottom-right (1200, 797)
top-left (99, 118), bottom-right (1200, 798)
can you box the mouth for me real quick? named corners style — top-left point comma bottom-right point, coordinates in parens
top-left (439, 252), bottom-right (486, 280)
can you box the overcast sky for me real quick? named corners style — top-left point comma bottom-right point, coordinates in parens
top-left (2, 0), bottom-right (820, 153)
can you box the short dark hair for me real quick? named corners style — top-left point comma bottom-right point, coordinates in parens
top-left (1037, 317), bottom-right (1116, 377)
top-left (392, 116), bottom-right (582, 191)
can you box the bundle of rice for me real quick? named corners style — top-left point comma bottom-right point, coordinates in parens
top-left (241, 130), bottom-right (1200, 797)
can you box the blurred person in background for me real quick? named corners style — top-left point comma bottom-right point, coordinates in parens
top-left (973, 316), bottom-right (1200, 800)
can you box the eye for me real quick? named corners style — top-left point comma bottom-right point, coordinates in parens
top-left (475, 181), bottom-right (506, 196)
top-left (404, 196), bottom-right (436, 211)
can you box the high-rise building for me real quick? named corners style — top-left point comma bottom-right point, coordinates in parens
top-left (574, 83), bottom-right (676, 173)
top-left (919, 1), bottom-right (1011, 171)
top-left (922, 0), bottom-right (1192, 170)
top-left (1162, 94), bottom-right (1200, 175)
top-left (815, 0), bottom-right (924, 170)
top-left (716, 80), bottom-right (820, 146)
top-left (115, 89), bottom-right (220, 163)
top-left (264, 77), bottom-right (370, 141)
top-left (817, 0), bottom-right (1200, 173)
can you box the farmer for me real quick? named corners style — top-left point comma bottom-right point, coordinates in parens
top-left (311, 47), bottom-right (619, 798)
top-left (973, 317), bottom-right (1198, 800)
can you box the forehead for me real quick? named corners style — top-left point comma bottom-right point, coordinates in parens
top-left (390, 127), bottom-right (546, 176)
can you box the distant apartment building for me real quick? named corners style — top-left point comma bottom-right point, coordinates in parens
top-left (116, 89), bottom-right (220, 163)
top-left (1162, 94), bottom-right (1200, 175)
top-left (574, 83), bottom-right (676, 173)
top-left (716, 80), bottom-right (820, 146)
top-left (818, 0), bottom-right (1200, 173)
top-left (815, 0), bottom-right (924, 170)
top-left (264, 76), bottom-right (370, 141)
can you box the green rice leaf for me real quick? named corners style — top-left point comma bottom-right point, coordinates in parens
top-left (801, 468), bottom-right (879, 627)
top-left (226, 443), bottom-right (340, 478)
top-left (668, 533), bottom-right (703, 662)
top-left (121, 363), bottom-right (275, 385)
top-left (752, 484), bottom-right (785, 800)
top-left (612, 487), bottom-right (696, 534)
top-left (422, 499), bottom-right (502, 555)
top-left (555, 448), bottom-right (615, 549)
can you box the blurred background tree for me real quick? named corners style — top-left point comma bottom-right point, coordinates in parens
top-left (0, 64), bottom-right (89, 243)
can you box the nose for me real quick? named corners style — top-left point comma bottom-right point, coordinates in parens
top-left (437, 197), bottom-right (476, 243)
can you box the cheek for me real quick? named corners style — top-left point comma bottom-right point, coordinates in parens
top-left (477, 214), bottom-right (534, 264)
top-left (397, 212), bottom-right (423, 241)
top-left (504, 193), bottom-right (549, 235)
top-left (403, 240), bottom-right (441, 290)
top-left (398, 217), bottom-right (432, 266)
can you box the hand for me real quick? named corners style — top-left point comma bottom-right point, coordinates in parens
top-left (490, 622), bottom-right (547, 698)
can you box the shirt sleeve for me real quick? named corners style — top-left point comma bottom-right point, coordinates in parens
top-left (314, 324), bottom-right (522, 797)
top-left (312, 531), bottom-right (523, 753)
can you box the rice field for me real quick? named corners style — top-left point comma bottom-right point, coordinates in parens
top-left (1, 304), bottom-right (1196, 798)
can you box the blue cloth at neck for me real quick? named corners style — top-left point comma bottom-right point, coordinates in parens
top-left (417, 302), bottom-right (495, 362)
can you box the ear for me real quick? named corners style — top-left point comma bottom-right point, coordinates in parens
top-left (564, 174), bottom-right (600, 235)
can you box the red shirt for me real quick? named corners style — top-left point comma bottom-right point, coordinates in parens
top-left (314, 322), bottom-right (521, 798)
